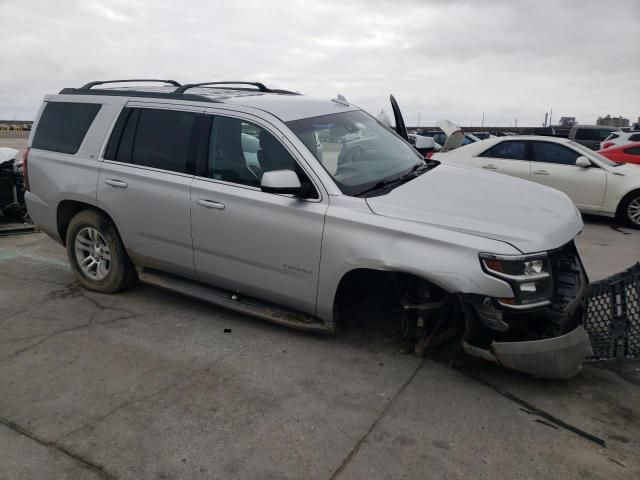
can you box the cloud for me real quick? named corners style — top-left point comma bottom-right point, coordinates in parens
top-left (0, 0), bottom-right (638, 126)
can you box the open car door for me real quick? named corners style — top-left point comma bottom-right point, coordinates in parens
top-left (435, 119), bottom-right (465, 152)
top-left (390, 95), bottom-right (409, 141)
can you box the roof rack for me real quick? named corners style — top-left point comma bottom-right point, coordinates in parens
top-left (58, 79), bottom-right (299, 103)
top-left (176, 81), bottom-right (300, 95)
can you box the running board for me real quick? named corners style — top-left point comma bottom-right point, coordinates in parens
top-left (137, 268), bottom-right (332, 334)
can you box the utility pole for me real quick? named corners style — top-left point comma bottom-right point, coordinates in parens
top-left (549, 108), bottom-right (553, 126)
top-left (544, 112), bottom-right (548, 127)
top-left (417, 113), bottom-right (421, 127)
top-left (515, 118), bottom-right (518, 128)
top-left (481, 112), bottom-right (485, 128)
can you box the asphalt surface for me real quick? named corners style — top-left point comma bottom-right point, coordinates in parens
top-left (1, 219), bottom-right (639, 480)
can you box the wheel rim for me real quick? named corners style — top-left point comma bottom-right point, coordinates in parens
top-left (74, 227), bottom-right (111, 280)
top-left (628, 197), bottom-right (640, 225)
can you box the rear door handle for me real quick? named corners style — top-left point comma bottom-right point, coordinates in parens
top-left (104, 179), bottom-right (128, 188)
top-left (482, 164), bottom-right (497, 170)
top-left (533, 170), bottom-right (550, 176)
top-left (196, 199), bottom-right (225, 210)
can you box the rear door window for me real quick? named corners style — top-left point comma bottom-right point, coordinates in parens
top-left (575, 129), bottom-right (613, 141)
top-left (532, 142), bottom-right (580, 165)
top-left (628, 133), bottom-right (640, 142)
top-left (32, 102), bottom-right (101, 154)
top-left (105, 108), bottom-right (196, 174)
top-left (479, 141), bottom-right (528, 160)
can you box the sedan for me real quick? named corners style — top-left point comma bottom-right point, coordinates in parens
top-left (598, 142), bottom-right (640, 166)
top-left (432, 136), bottom-right (640, 228)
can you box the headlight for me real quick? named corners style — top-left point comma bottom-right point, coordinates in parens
top-left (479, 252), bottom-right (553, 308)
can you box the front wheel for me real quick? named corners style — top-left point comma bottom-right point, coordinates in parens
top-left (618, 190), bottom-right (640, 229)
top-left (66, 210), bottom-right (137, 293)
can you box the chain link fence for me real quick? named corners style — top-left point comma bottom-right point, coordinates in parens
top-left (584, 263), bottom-right (640, 360)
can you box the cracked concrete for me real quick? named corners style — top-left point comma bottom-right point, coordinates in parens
top-left (0, 219), bottom-right (639, 479)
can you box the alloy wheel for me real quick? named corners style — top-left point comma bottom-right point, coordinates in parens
top-left (74, 227), bottom-right (111, 280)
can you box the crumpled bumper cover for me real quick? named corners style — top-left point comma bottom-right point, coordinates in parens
top-left (491, 325), bottom-right (593, 379)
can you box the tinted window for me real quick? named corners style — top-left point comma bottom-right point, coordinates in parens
top-left (208, 116), bottom-right (315, 195)
top-left (32, 102), bottom-right (101, 154)
top-left (624, 147), bottom-right (640, 155)
top-left (532, 142), bottom-right (580, 165)
top-left (629, 134), bottom-right (640, 142)
top-left (106, 108), bottom-right (196, 173)
top-left (575, 129), bottom-right (612, 141)
top-left (604, 133), bottom-right (620, 141)
top-left (479, 141), bottom-right (528, 160)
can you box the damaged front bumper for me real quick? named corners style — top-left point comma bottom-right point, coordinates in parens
top-left (462, 241), bottom-right (593, 379)
top-left (463, 326), bottom-right (593, 379)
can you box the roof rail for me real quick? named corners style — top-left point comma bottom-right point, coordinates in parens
top-left (175, 81), bottom-right (299, 95)
top-left (175, 81), bottom-right (268, 93)
top-left (79, 79), bottom-right (181, 89)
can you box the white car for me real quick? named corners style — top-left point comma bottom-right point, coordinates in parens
top-left (433, 136), bottom-right (640, 228)
top-left (601, 130), bottom-right (640, 150)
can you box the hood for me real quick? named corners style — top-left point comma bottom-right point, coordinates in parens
top-left (366, 164), bottom-right (583, 253)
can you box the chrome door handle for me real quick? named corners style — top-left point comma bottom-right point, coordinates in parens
top-left (482, 164), bottom-right (497, 170)
top-left (196, 199), bottom-right (225, 210)
top-left (533, 170), bottom-right (550, 175)
top-left (104, 179), bottom-right (128, 188)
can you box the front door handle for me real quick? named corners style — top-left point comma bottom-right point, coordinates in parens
top-left (533, 170), bottom-right (550, 176)
top-left (104, 179), bottom-right (128, 188)
top-left (482, 164), bottom-right (497, 170)
top-left (196, 199), bottom-right (225, 210)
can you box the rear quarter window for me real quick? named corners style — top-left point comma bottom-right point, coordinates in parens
top-left (32, 102), bottom-right (101, 154)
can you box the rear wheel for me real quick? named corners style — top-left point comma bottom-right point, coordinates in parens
top-left (66, 210), bottom-right (137, 293)
top-left (618, 190), bottom-right (640, 229)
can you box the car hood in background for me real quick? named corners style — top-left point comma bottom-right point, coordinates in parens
top-left (366, 164), bottom-right (583, 253)
top-left (0, 148), bottom-right (19, 163)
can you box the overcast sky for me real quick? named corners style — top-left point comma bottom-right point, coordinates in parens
top-left (1, 0), bottom-right (638, 126)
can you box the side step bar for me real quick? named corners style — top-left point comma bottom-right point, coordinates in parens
top-left (137, 268), bottom-right (333, 334)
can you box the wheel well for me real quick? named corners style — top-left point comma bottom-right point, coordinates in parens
top-left (333, 268), bottom-right (449, 328)
top-left (616, 188), bottom-right (640, 218)
top-left (56, 201), bottom-right (117, 246)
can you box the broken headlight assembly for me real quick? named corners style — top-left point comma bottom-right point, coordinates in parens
top-left (479, 252), bottom-right (553, 309)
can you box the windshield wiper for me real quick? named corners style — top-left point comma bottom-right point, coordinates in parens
top-left (354, 162), bottom-right (430, 197)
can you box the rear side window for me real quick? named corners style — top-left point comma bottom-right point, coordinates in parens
top-left (629, 133), bottom-right (640, 142)
top-left (479, 141), bottom-right (528, 160)
top-left (604, 133), bottom-right (619, 142)
top-left (32, 102), bottom-right (101, 154)
top-left (532, 142), bottom-right (580, 165)
top-left (624, 146), bottom-right (640, 155)
top-left (105, 108), bottom-right (196, 174)
top-left (575, 129), bottom-right (612, 141)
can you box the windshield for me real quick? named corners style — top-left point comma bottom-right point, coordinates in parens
top-left (568, 141), bottom-right (619, 166)
top-left (287, 111), bottom-right (426, 196)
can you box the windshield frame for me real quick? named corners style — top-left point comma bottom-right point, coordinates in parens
top-left (286, 110), bottom-right (427, 197)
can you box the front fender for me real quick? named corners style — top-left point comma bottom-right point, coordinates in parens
top-left (316, 199), bottom-right (519, 322)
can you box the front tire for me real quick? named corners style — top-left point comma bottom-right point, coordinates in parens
top-left (618, 190), bottom-right (640, 229)
top-left (66, 210), bottom-right (137, 293)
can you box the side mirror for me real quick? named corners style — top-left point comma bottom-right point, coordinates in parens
top-left (260, 170), bottom-right (303, 195)
top-left (575, 156), bottom-right (591, 168)
top-left (414, 135), bottom-right (436, 150)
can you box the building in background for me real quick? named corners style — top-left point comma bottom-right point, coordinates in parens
top-left (596, 115), bottom-right (629, 128)
top-left (558, 116), bottom-right (577, 128)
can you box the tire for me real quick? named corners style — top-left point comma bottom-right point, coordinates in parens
top-left (65, 210), bottom-right (137, 293)
top-left (618, 190), bottom-right (640, 229)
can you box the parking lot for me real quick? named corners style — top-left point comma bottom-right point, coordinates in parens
top-left (1, 156), bottom-right (639, 480)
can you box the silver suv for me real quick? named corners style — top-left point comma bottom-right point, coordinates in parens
top-left (25, 79), bottom-right (592, 378)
